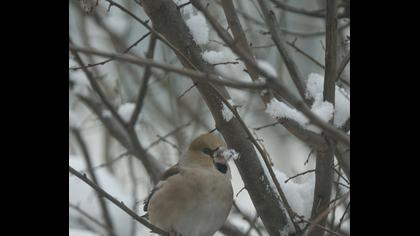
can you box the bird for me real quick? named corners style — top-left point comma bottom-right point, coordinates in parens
top-left (143, 133), bottom-right (234, 236)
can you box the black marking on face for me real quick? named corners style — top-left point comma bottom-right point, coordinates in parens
top-left (202, 147), bottom-right (220, 157)
top-left (215, 162), bottom-right (228, 174)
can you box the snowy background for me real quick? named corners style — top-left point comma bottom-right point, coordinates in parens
top-left (69, 0), bottom-right (350, 235)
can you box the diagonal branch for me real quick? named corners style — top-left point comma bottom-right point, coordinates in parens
top-left (257, 0), bottom-right (307, 99)
top-left (71, 128), bottom-right (115, 236)
top-left (192, 1), bottom-right (350, 146)
top-left (138, 0), bottom-right (291, 234)
top-left (69, 165), bottom-right (168, 235)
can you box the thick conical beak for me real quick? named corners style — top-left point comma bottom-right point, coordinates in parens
top-left (212, 148), bottom-right (227, 164)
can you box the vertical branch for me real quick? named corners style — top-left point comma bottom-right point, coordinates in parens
top-left (129, 35), bottom-right (158, 127)
top-left (310, 1), bottom-right (338, 235)
top-left (257, 0), bottom-right (307, 100)
top-left (71, 128), bottom-right (115, 236)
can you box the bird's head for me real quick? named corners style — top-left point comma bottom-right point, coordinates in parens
top-left (182, 133), bottom-right (230, 174)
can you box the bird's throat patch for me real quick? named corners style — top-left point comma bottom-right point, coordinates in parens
top-left (215, 163), bottom-right (227, 174)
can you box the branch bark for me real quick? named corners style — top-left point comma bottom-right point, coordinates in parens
top-left (69, 166), bottom-right (168, 235)
top-left (257, 0), bottom-right (307, 99)
top-left (310, 1), bottom-right (339, 235)
top-left (71, 129), bottom-right (115, 236)
top-left (138, 0), bottom-right (291, 235)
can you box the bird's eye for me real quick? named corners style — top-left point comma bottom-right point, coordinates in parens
top-left (202, 148), bottom-right (213, 156)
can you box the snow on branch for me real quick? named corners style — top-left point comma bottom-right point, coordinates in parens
top-left (266, 73), bottom-right (349, 132)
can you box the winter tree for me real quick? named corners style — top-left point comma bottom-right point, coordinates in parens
top-left (69, 0), bottom-right (350, 235)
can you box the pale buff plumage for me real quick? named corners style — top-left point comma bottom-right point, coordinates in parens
top-left (144, 133), bottom-right (233, 236)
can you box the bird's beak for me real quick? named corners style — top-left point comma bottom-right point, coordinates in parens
top-left (212, 147), bottom-right (227, 164)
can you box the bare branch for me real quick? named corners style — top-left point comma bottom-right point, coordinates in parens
top-left (69, 32), bottom-right (151, 71)
top-left (69, 44), bottom-right (267, 91)
top-left (310, 1), bottom-right (339, 235)
top-left (257, 0), bottom-right (307, 99)
top-left (69, 203), bottom-right (118, 236)
top-left (269, 0), bottom-right (348, 19)
top-left (71, 128), bottom-right (115, 235)
top-left (69, 165), bottom-right (168, 235)
top-left (284, 169), bottom-right (315, 183)
top-left (193, 1), bottom-right (350, 146)
top-left (129, 35), bottom-right (158, 127)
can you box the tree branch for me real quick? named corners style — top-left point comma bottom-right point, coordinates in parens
top-left (69, 165), bottom-right (168, 235)
top-left (192, 1), bottom-right (350, 146)
top-left (138, 0), bottom-right (292, 234)
top-left (310, 1), bottom-right (339, 235)
top-left (129, 35), bottom-right (157, 127)
top-left (257, 0), bottom-right (307, 99)
top-left (71, 128), bottom-right (116, 235)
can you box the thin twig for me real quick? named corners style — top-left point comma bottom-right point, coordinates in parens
top-left (269, 0), bottom-right (349, 19)
top-left (129, 35), bottom-right (158, 127)
top-left (81, 152), bottom-right (130, 173)
top-left (68, 45), bottom-right (267, 90)
top-left (332, 168), bottom-right (350, 185)
top-left (156, 135), bottom-right (182, 154)
top-left (258, 0), bottom-right (307, 99)
top-left (195, 0), bottom-right (350, 146)
top-left (253, 122), bottom-right (279, 131)
top-left (212, 61), bottom-right (240, 66)
top-left (334, 202), bottom-right (350, 232)
top-left (69, 32), bottom-right (151, 71)
top-left (72, 128), bottom-right (115, 235)
top-left (128, 156), bottom-right (139, 236)
top-left (144, 120), bottom-right (192, 151)
top-left (69, 38), bottom-right (127, 128)
top-left (233, 202), bottom-right (263, 236)
top-left (305, 192), bottom-right (350, 236)
top-left (69, 203), bottom-right (118, 236)
top-left (284, 169), bottom-right (315, 183)
top-left (69, 165), bottom-right (168, 235)
top-left (177, 83), bottom-right (197, 100)
top-left (336, 52), bottom-right (350, 81)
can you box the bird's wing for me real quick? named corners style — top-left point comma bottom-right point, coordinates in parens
top-left (143, 164), bottom-right (182, 212)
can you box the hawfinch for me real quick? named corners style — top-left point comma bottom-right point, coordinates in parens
top-left (144, 133), bottom-right (233, 236)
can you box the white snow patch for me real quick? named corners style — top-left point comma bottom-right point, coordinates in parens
top-left (265, 99), bottom-right (308, 126)
top-left (306, 73), bottom-right (324, 101)
top-left (186, 12), bottom-right (209, 44)
top-left (202, 50), bottom-right (226, 64)
top-left (70, 70), bottom-right (91, 97)
top-left (220, 148), bottom-right (240, 161)
top-left (307, 101), bottom-right (334, 133)
top-left (305, 73), bottom-right (349, 127)
top-left (202, 47), bottom-right (249, 84)
top-left (221, 99), bottom-right (234, 122)
top-left (274, 170), bottom-right (315, 220)
top-left (117, 103), bottom-right (135, 122)
top-left (266, 98), bottom-right (334, 134)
